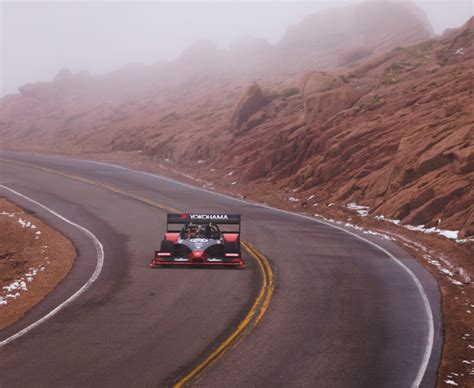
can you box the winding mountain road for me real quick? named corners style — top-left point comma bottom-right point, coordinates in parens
top-left (0, 151), bottom-right (442, 387)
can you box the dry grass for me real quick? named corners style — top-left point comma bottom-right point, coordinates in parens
top-left (0, 197), bottom-right (76, 329)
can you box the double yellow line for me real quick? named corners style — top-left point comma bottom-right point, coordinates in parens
top-left (1, 159), bottom-right (274, 386)
top-left (175, 241), bottom-right (273, 387)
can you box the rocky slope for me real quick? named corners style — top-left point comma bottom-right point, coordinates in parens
top-left (0, 6), bottom-right (471, 237)
top-left (209, 17), bottom-right (474, 238)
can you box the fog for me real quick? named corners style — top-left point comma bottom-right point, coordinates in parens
top-left (1, 1), bottom-right (472, 96)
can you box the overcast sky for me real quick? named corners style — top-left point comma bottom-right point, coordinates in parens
top-left (1, 1), bottom-right (472, 96)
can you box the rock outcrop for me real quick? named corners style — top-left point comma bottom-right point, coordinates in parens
top-left (228, 82), bottom-right (268, 133)
top-left (301, 72), bottom-right (343, 98)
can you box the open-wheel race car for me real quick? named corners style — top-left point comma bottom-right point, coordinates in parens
top-left (150, 213), bottom-right (245, 269)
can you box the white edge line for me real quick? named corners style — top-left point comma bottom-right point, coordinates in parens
top-left (0, 185), bottom-right (104, 347)
top-left (315, 218), bottom-right (435, 388)
top-left (2, 156), bottom-right (435, 386)
top-left (86, 159), bottom-right (435, 387)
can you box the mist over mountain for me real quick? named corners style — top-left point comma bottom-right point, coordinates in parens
top-left (1, 2), bottom-right (472, 238)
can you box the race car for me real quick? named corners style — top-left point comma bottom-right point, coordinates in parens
top-left (150, 213), bottom-right (245, 269)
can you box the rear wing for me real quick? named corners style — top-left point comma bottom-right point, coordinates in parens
top-left (166, 213), bottom-right (241, 233)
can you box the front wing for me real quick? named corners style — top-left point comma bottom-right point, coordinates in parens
top-left (150, 253), bottom-right (245, 269)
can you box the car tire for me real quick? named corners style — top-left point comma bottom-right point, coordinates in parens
top-left (224, 241), bottom-right (239, 254)
top-left (160, 240), bottom-right (174, 253)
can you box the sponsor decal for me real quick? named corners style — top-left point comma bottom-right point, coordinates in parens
top-left (189, 238), bottom-right (209, 243)
top-left (174, 258), bottom-right (189, 262)
top-left (190, 214), bottom-right (229, 221)
top-left (207, 258), bottom-right (223, 262)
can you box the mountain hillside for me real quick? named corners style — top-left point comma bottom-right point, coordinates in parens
top-left (205, 17), bottom-right (474, 238)
top-left (1, 6), bottom-right (471, 237)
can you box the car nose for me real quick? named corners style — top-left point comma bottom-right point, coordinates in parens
top-left (191, 250), bottom-right (205, 259)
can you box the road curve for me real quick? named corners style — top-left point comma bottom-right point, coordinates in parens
top-left (0, 151), bottom-right (442, 387)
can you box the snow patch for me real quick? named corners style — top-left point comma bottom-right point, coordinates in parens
top-left (444, 380), bottom-right (458, 386)
top-left (346, 203), bottom-right (369, 217)
top-left (363, 229), bottom-right (394, 241)
top-left (3, 280), bottom-right (28, 293)
top-left (440, 268), bottom-right (454, 276)
top-left (374, 215), bottom-right (471, 244)
top-left (0, 265), bottom-right (45, 306)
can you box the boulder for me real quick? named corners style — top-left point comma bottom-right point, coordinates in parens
top-left (301, 72), bottom-right (343, 99)
top-left (246, 110), bottom-right (267, 130)
top-left (229, 82), bottom-right (268, 133)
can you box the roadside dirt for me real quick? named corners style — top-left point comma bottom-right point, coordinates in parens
top-left (0, 197), bottom-right (76, 330)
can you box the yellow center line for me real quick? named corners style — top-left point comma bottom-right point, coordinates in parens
top-left (242, 242), bottom-right (274, 327)
top-left (1, 158), bottom-right (274, 386)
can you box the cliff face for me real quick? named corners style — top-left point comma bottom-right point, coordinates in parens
top-left (1, 8), bottom-right (471, 235)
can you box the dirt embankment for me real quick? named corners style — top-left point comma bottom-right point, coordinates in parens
top-left (0, 198), bottom-right (76, 329)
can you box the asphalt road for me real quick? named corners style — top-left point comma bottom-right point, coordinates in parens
top-left (0, 151), bottom-right (442, 387)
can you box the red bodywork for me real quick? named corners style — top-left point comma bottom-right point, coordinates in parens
top-left (223, 233), bottom-right (239, 242)
top-left (164, 232), bottom-right (180, 242)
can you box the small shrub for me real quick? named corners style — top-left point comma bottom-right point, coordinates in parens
top-left (416, 40), bottom-right (437, 52)
top-left (338, 74), bottom-right (348, 83)
top-left (282, 88), bottom-right (300, 98)
top-left (390, 62), bottom-right (403, 71)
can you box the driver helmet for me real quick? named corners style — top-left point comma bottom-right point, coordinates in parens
top-left (186, 223), bottom-right (199, 238)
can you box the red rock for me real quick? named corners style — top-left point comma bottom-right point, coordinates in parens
top-left (304, 86), bottom-right (362, 124)
top-left (301, 72), bottom-right (343, 98)
top-left (228, 82), bottom-right (268, 133)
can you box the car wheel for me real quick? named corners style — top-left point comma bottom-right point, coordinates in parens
top-left (160, 240), bottom-right (174, 253)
